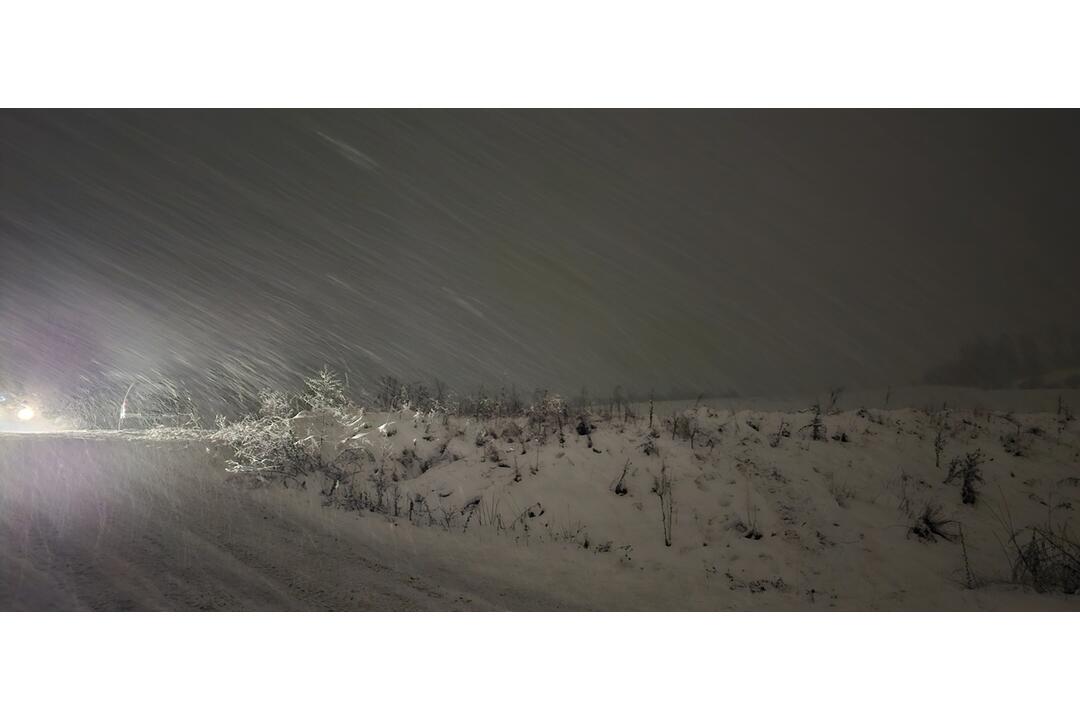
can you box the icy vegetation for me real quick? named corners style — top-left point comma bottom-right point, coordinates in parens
top-left (183, 371), bottom-right (1080, 609)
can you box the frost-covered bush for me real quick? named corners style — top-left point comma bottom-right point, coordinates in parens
top-left (302, 367), bottom-right (347, 411)
top-left (213, 414), bottom-right (314, 475)
top-left (258, 388), bottom-right (292, 418)
top-left (526, 391), bottom-right (567, 442)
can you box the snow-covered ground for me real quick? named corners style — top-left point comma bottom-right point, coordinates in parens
top-left (284, 389), bottom-right (1080, 610)
top-left (3, 388), bottom-right (1078, 610)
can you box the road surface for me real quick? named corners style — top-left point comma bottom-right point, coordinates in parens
top-left (0, 432), bottom-right (545, 611)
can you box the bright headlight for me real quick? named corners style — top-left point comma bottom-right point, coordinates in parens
top-left (17, 405), bottom-right (35, 421)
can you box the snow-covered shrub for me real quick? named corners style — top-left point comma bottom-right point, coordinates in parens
top-left (525, 390), bottom-right (567, 442)
top-left (258, 388), bottom-right (292, 418)
top-left (770, 418), bottom-right (790, 448)
top-left (994, 500), bottom-right (1080, 594)
top-left (668, 410), bottom-right (698, 444)
top-left (1002, 430), bottom-right (1032, 458)
top-left (213, 414), bottom-right (314, 475)
top-left (907, 503), bottom-right (957, 542)
top-left (302, 367), bottom-right (347, 411)
top-left (1008, 524), bottom-right (1080, 593)
top-left (946, 451), bottom-right (984, 505)
top-left (933, 421), bottom-right (947, 468)
top-left (801, 403), bottom-right (827, 441)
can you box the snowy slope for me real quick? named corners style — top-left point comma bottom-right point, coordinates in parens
top-left (3, 393), bottom-right (1077, 610)
top-left (291, 397), bottom-right (1080, 610)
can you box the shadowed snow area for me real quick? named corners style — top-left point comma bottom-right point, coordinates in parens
top-left (0, 433), bottom-right (570, 610)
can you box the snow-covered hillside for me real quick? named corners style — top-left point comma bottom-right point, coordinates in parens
top-left (279, 395), bottom-right (1080, 610)
top-left (6, 390), bottom-right (1076, 610)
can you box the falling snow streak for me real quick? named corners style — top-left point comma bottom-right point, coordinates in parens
top-left (3, 110), bottom-right (1080, 407)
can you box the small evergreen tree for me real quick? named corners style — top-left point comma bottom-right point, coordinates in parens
top-left (303, 367), bottom-right (347, 410)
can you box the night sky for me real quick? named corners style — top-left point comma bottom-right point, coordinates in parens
top-left (2, 110), bottom-right (1079, 402)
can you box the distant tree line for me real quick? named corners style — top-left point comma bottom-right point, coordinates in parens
top-left (32, 343), bottom-right (740, 429)
top-left (924, 327), bottom-right (1080, 389)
